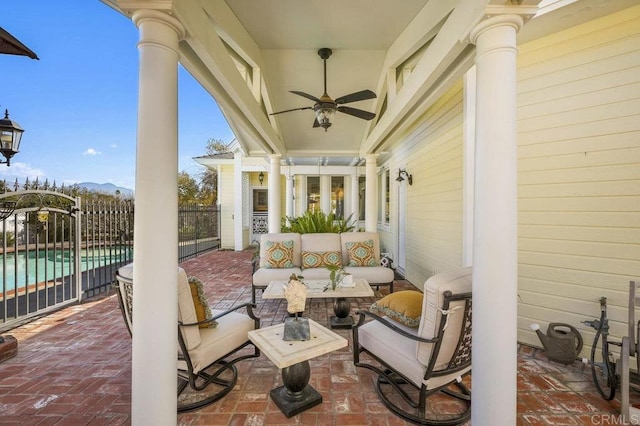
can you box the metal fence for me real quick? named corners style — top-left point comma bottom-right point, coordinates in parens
top-left (178, 204), bottom-right (220, 262)
top-left (0, 184), bottom-right (220, 332)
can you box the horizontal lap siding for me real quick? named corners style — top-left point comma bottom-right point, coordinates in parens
top-left (394, 81), bottom-right (464, 290)
top-left (516, 6), bottom-right (640, 352)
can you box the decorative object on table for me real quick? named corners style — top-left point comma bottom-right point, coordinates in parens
top-left (326, 265), bottom-right (352, 290)
top-left (283, 274), bottom-right (310, 341)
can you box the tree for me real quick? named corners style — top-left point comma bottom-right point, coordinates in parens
top-left (197, 138), bottom-right (232, 205)
top-left (205, 138), bottom-right (231, 155)
top-left (178, 171), bottom-right (199, 204)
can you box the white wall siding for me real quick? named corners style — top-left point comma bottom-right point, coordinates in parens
top-left (516, 6), bottom-right (640, 352)
top-left (390, 81), bottom-right (465, 290)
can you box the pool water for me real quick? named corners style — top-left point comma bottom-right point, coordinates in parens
top-left (0, 247), bottom-right (133, 291)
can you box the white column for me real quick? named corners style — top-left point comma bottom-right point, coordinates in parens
top-left (364, 154), bottom-right (378, 232)
top-left (350, 174), bottom-right (359, 228)
top-left (234, 153), bottom-right (243, 251)
top-left (285, 175), bottom-right (294, 218)
top-left (320, 174), bottom-right (331, 214)
top-left (469, 14), bottom-right (523, 426)
top-left (131, 10), bottom-right (184, 426)
top-left (268, 155), bottom-right (281, 233)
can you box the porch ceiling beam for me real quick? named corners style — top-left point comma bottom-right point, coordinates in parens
top-left (188, 0), bottom-right (282, 136)
top-left (173, 0), bottom-right (285, 155)
top-left (362, 0), bottom-right (491, 155)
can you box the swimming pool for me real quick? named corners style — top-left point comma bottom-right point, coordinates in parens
top-left (0, 246), bottom-right (133, 292)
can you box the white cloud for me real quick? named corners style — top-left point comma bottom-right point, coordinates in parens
top-left (0, 162), bottom-right (46, 179)
top-left (83, 148), bottom-right (102, 156)
top-left (110, 144), bottom-right (118, 149)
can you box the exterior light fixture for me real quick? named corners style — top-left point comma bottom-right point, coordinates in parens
top-left (396, 169), bottom-right (413, 185)
top-left (0, 109), bottom-right (24, 166)
top-left (258, 171), bottom-right (264, 185)
top-left (314, 103), bottom-right (335, 131)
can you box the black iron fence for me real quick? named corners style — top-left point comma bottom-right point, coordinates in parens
top-left (178, 204), bottom-right (220, 262)
top-left (0, 184), bottom-right (220, 332)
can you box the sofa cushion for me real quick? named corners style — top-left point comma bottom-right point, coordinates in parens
top-left (340, 232), bottom-right (382, 266)
top-left (345, 239), bottom-right (378, 266)
top-left (263, 240), bottom-right (295, 268)
top-left (302, 251), bottom-right (342, 269)
top-left (177, 268), bottom-right (202, 351)
top-left (260, 233), bottom-right (301, 268)
top-left (343, 266), bottom-right (394, 284)
top-left (370, 290), bottom-right (423, 328)
top-left (252, 267), bottom-right (303, 286)
top-left (188, 277), bottom-right (217, 329)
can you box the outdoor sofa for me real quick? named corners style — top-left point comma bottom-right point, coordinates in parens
top-left (251, 231), bottom-right (394, 302)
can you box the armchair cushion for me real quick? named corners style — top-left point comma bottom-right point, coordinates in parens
top-left (188, 277), bottom-right (217, 329)
top-left (370, 290), bottom-right (423, 328)
top-left (264, 240), bottom-right (295, 268)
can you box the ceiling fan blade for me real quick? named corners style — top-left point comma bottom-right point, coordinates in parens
top-left (337, 106), bottom-right (376, 121)
top-left (290, 90), bottom-right (322, 103)
top-left (335, 89), bottom-right (376, 105)
top-left (270, 106), bottom-right (313, 116)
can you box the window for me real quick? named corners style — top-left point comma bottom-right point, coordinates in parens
top-left (378, 169), bottom-right (390, 226)
top-left (358, 176), bottom-right (366, 221)
top-left (307, 176), bottom-right (320, 213)
top-left (253, 189), bottom-right (268, 212)
top-left (384, 169), bottom-right (390, 225)
top-left (331, 177), bottom-right (345, 219)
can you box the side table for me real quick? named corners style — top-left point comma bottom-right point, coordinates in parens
top-left (247, 318), bottom-right (348, 417)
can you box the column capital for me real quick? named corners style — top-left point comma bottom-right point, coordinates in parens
top-left (363, 154), bottom-right (378, 163)
top-left (132, 9), bottom-right (185, 41)
top-left (269, 154), bottom-right (282, 162)
top-left (468, 3), bottom-right (538, 46)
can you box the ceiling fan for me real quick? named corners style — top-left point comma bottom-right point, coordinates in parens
top-left (270, 48), bottom-right (377, 131)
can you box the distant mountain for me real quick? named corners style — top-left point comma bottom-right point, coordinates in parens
top-left (77, 182), bottom-right (134, 197)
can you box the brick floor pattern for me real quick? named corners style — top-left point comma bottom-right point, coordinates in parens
top-left (0, 249), bottom-right (638, 425)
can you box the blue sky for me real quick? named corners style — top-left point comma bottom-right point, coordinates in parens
top-left (2, 1), bottom-right (234, 191)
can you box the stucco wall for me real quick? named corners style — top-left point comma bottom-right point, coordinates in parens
top-left (516, 6), bottom-right (640, 352)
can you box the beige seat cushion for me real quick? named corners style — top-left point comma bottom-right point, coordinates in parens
top-left (177, 309), bottom-right (255, 374)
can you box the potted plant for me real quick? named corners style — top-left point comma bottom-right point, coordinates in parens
top-left (325, 265), bottom-right (353, 291)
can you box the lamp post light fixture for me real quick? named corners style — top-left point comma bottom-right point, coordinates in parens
top-left (258, 171), bottom-right (264, 185)
top-left (0, 109), bottom-right (24, 166)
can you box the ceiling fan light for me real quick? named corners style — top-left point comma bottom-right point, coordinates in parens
top-left (315, 107), bottom-right (335, 131)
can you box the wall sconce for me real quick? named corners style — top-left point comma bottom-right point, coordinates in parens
top-left (258, 171), bottom-right (264, 185)
top-left (396, 169), bottom-right (413, 185)
top-left (0, 110), bottom-right (25, 166)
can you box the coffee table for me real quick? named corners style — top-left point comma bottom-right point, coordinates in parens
top-left (247, 318), bottom-right (348, 417)
top-left (262, 278), bottom-right (374, 328)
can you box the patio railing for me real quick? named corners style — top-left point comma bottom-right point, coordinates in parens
top-left (0, 185), bottom-right (220, 332)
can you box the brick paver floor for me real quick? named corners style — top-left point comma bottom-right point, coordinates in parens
top-left (0, 249), bottom-right (637, 425)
